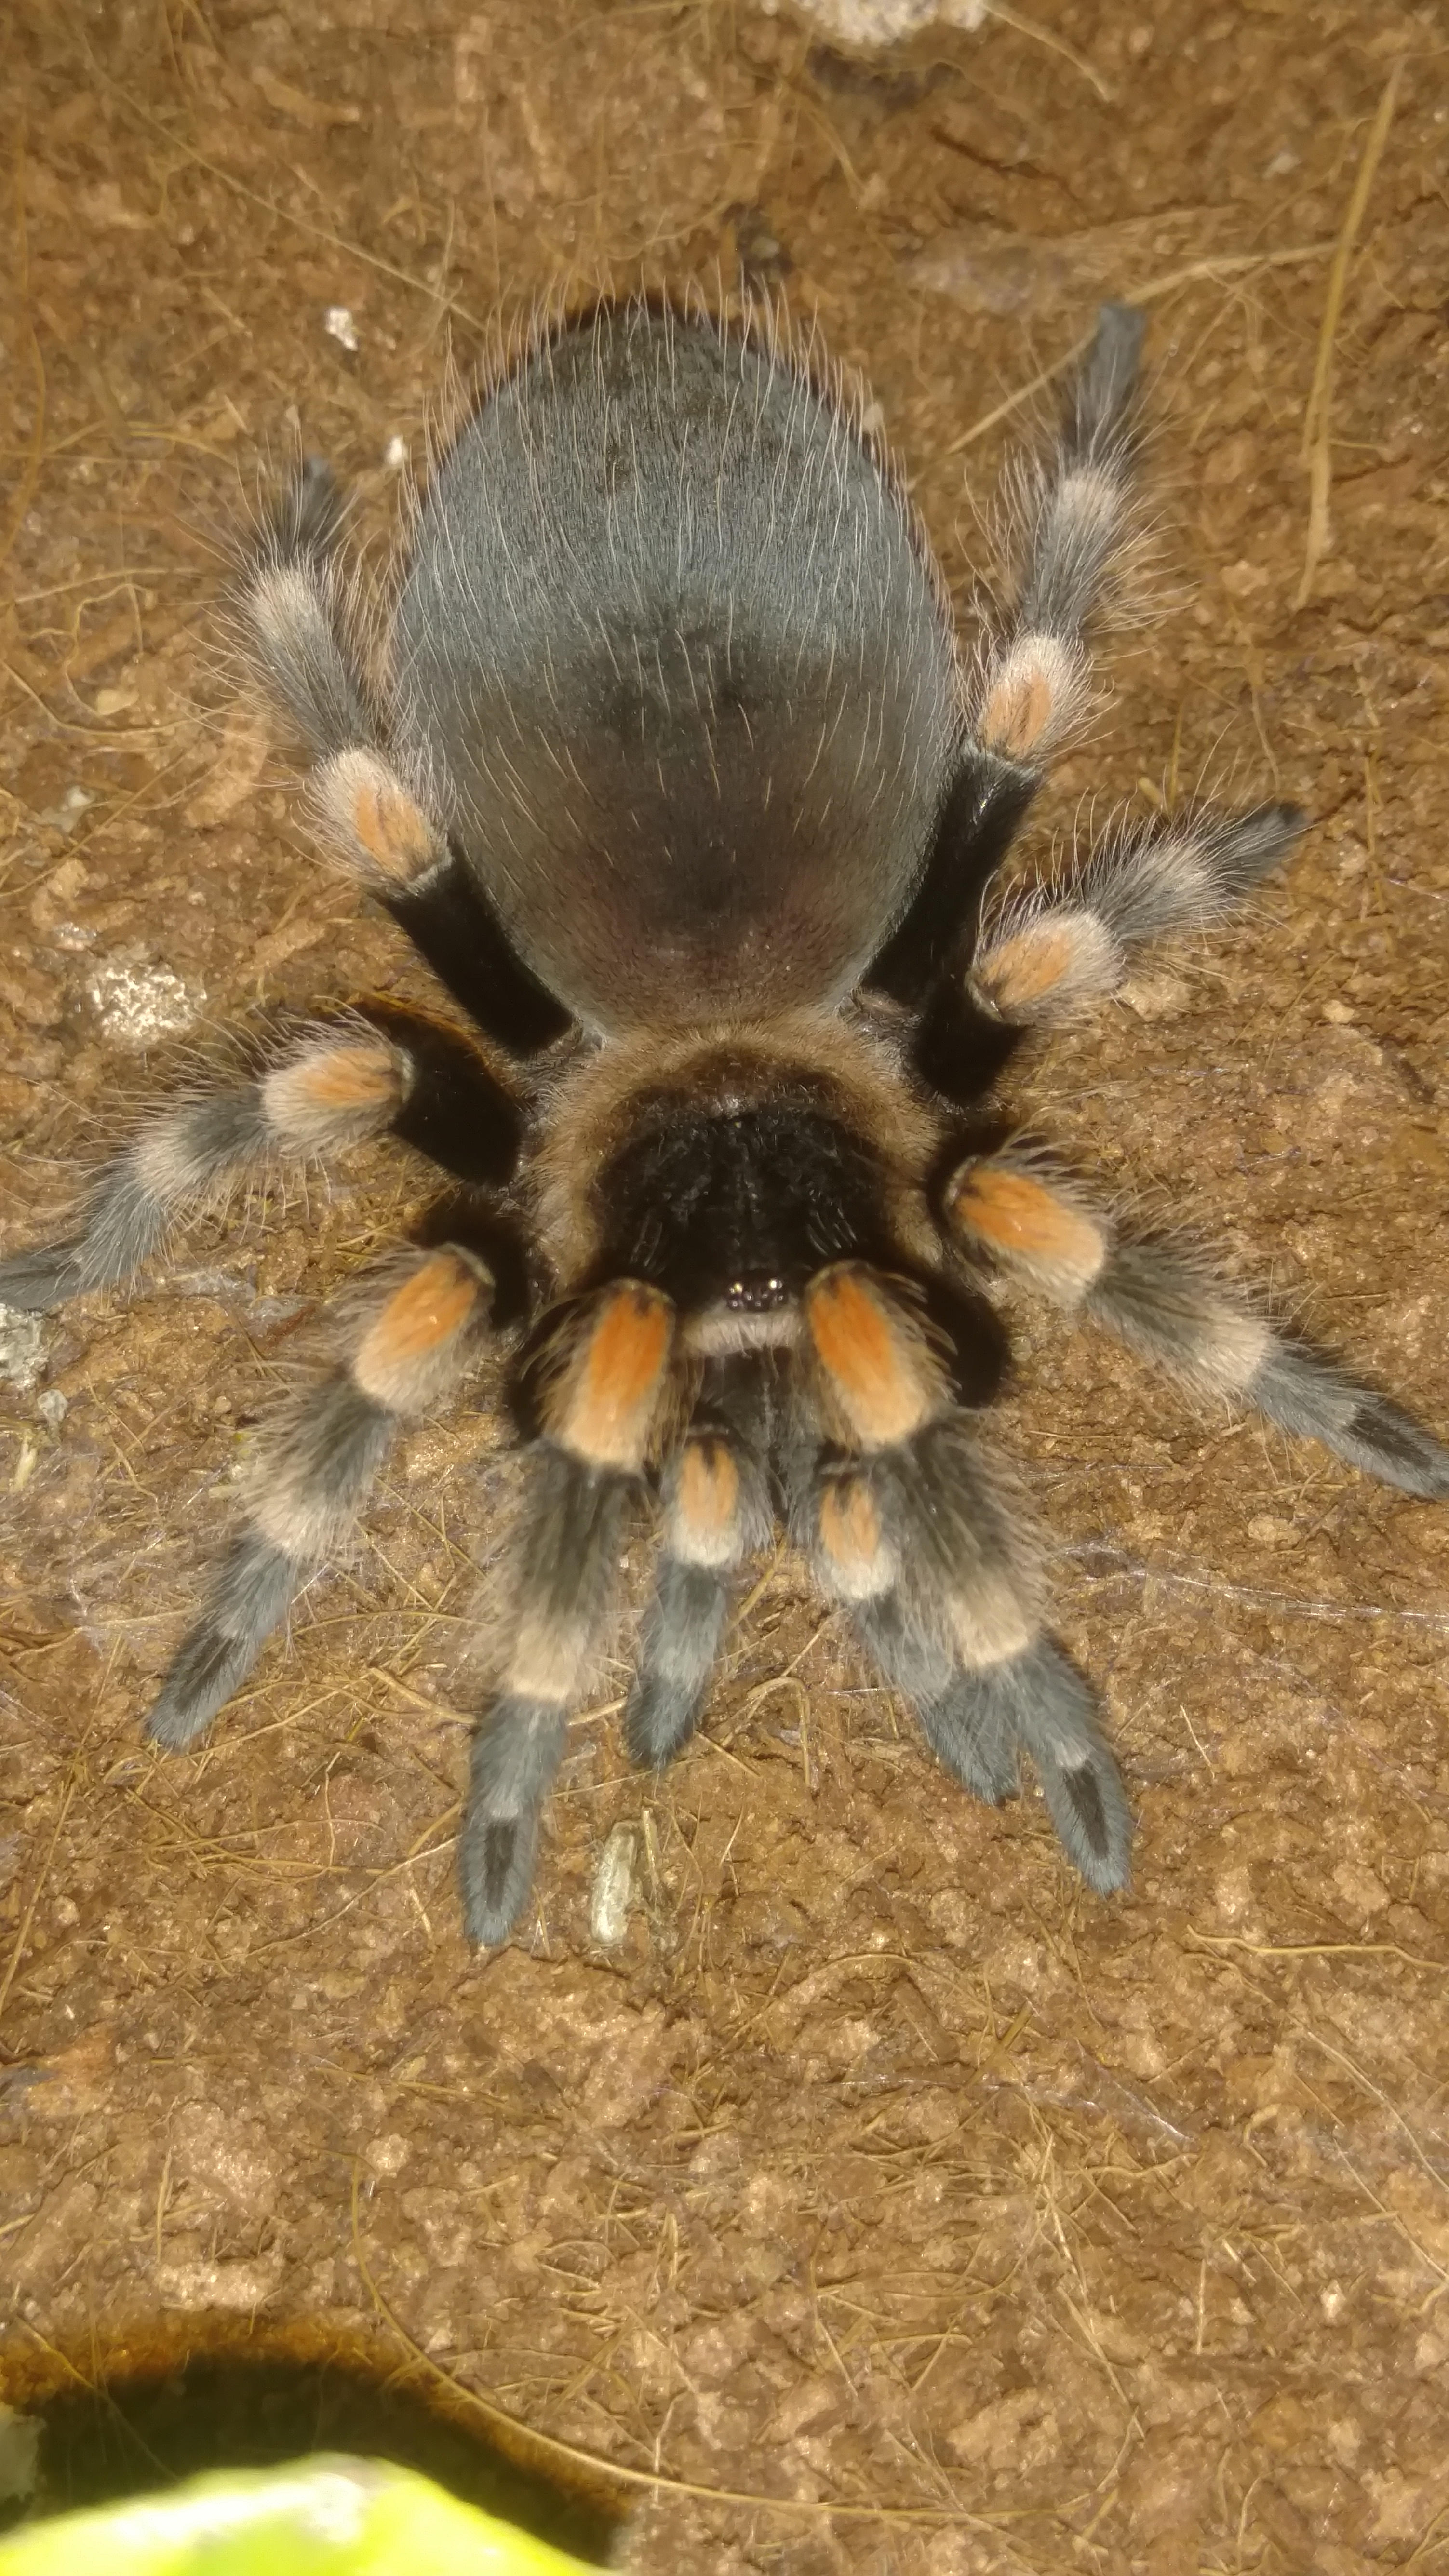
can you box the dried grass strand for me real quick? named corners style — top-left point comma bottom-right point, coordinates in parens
top-left (1191, 1932), bottom-right (1448, 1974)
top-left (1, 136), bottom-right (48, 572)
top-left (349, 2167), bottom-right (1021, 2529)
top-left (0, 1780), bottom-right (75, 2034)
top-left (68, 18), bottom-right (490, 335)
top-left (946, 242), bottom-right (1336, 455)
top-left (1294, 60), bottom-right (1404, 608)
top-left (977, 1), bottom-right (1113, 102)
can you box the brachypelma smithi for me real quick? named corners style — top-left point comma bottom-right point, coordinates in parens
top-left (5, 295), bottom-right (1446, 1945)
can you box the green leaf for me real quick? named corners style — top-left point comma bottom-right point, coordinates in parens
top-left (0, 2455), bottom-right (603, 2576)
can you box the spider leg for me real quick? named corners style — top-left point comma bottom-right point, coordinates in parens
top-left (0, 1015), bottom-right (521, 1312)
top-left (622, 1365), bottom-right (773, 1768)
top-left (237, 456), bottom-right (371, 752)
top-left (968, 800), bottom-right (1306, 1025)
top-left (913, 1640), bottom-right (1129, 1891)
top-left (869, 302), bottom-right (1147, 1014)
top-left (460, 1280), bottom-right (678, 1947)
top-left (148, 1245), bottom-right (491, 1747)
top-left (238, 466), bottom-right (569, 1054)
top-left (947, 1147), bottom-right (1449, 1497)
top-left (973, 298), bottom-right (1146, 771)
top-left (793, 1261), bottom-right (1131, 1890)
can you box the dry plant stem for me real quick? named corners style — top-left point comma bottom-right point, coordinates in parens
top-left (67, 13), bottom-right (490, 335)
top-left (2, 139), bottom-right (48, 571)
top-left (1294, 58), bottom-right (1404, 608)
top-left (1403, 2500), bottom-right (1449, 2573)
top-left (0, 1778), bottom-right (74, 2032)
top-left (1191, 1932), bottom-right (1448, 1974)
top-left (977, 0), bottom-right (1113, 102)
top-left (15, 2321), bottom-right (174, 2485)
top-left (947, 242), bottom-right (1335, 453)
top-left (349, 2166), bottom-right (1017, 2530)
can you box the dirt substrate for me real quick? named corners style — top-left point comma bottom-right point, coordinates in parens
top-left (3, 4), bottom-right (1449, 2570)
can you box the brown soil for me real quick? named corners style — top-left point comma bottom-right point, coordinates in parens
top-left (3, 4), bottom-right (1449, 2570)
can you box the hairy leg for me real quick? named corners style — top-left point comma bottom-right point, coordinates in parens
top-left (459, 1280), bottom-right (680, 1946)
top-left (149, 1245), bottom-right (492, 1745)
top-left (623, 1362), bottom-right (773, 1767)
top-left (236, 467), bottom-right (569, 1053)
top-left (0, 1014), bottom-right (521, 1312)
top-left (947, 1146), bottom-right (1449, 1496)
top-left (791, 1260), bottom-right (1131, 1889)
top-left (967, 802), bottom-right (1305, 1026)
top-left (868, 301), bottom-right (1149, 1014)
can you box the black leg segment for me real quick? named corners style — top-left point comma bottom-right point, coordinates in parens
top-left (386, 857), bottom-right (573, 1058)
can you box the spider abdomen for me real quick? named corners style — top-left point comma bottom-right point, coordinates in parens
top-left (391, 305), bottom-right (961, 1032)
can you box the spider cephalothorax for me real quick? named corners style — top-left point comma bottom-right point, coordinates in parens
top-left (5, 292), bottom-right (1446, 1946)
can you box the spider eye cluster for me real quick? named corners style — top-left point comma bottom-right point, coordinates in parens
top-left (724, 1273), bottom-right (790, 1313)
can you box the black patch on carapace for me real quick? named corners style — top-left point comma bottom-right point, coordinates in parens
top-left (386, 848), bottom-right (573, 1057)
top-left (596, 1103), bottom-right (890, 1304)
top-left (865, 753), bottom-right (1037, 1006)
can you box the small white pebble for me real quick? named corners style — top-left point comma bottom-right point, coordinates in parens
top-left (41, 783), bottom-right (95, 834)
top-left (1264, 149), bottom-right (1299, 178)
top-left (366, 2131), bottom-right (411, 2176)
top-left (37, 1388), bottom-right (68, 1429)
top-left (384, 434), bottom-right (408, 471)
top-left (0, 1307), bottom-right (47, 1395)
top-left (89, 960), bottom-right (201, 1045)
top-left (590, 1821), bottom-right (641, 1947)
top-left (323, 305), bottom-right (360, 353)
top-left (762, 0), bottom-right (984, 35)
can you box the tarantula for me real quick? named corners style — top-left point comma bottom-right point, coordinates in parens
top-left (5, 294), bottom-right (1446, 1948)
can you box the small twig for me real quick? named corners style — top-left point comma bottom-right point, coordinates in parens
top-left (947, 242), bottom-right (1336, 454)
top-left (1072, 1539), bottom-right (1449, 1631)
top-left (14, 2322), bottom-right (174, 2484)
top-left (1294, 60), bottom-right (1404, 608)
top-left (348, 2166), bottom-right (1013, 2529)
top-left (1294, 2021), bottom-right (1449, 2207)
top-left (1190, 1932), bottom-right (1447, 1975)
top-left (69, 18), bottom-right (490, 335)
top-left (0, 1778), bottom-right (76, 2033)
top-left (2, 134), bottom-right (48, 572)
top-left (1335, 2149), bottom-right (1449, 2295)
top-left (1402, 2495), bottom-right (1449, 2574)
top-left (978, 1), bottom-right (1112, 102)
